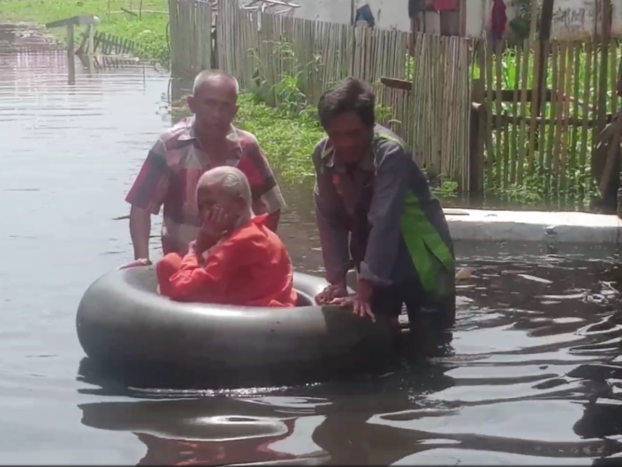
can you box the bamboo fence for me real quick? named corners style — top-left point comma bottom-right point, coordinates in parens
top-left (169, 0), bottom-right (212, 76)
top-left (411, 34), bottom-right (473, 191)
top-left (167, 0), bottom-right (622, 200)
top-left (478, 39), bottom-right (622, 201)
top-left (178, 0), bottom-right (473, 187)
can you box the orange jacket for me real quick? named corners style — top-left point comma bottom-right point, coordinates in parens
top-left (157, 215), bottom-right (297, 307)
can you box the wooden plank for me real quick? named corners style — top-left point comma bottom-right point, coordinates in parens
top-left (380, 76), bottom-right (411, 91)
top-left (493, 114), bottom-right (609, 127)
top-left (552, 41), bottom-right (567, 198)
top-left (493, 44), bottom-right (504, 189)
top-left (87, 24), bottom-right (94, 55)
top-left (100, 32), bottom-right (108, 55)
top-left (569, 41), bottom-right (581, 200)
top-left (75, 29), bottom-right (88, 55)
top-left (381, 78), bottom-right (557, 103)
top-left (537, 40), bottom-right (551, 183)
top-left (545, 41), bottom-right (559, 197)
top-left (509, 43), bottom-right (521, 185)
top-left (527, 41), bottom-right (541, 177)
top-left (469, 104), bottom-right (485, 194)
top-left (609, 37), bottom-right (618, 115)
top-left (534, 0), bottom-right (555, 116)
top-left (66, 23), bottom-right (75, 56)
top-left (597, 0), bottom-right (612, 134)
top-left (516, 41), bottom-right (529, 185)
top-left (92, 31), bottom-right (101, 53)
top-left (45, 15), bottom-right (98, 29)
top-left (121, 7), bottom-right (139, 16)
top-left (559, 41), bottom-right (573, 199)
top-left (483, 41), bottom-right (495, 192)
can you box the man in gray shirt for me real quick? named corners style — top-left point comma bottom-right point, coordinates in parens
top-left (313, 78), bottom-right (456, 350)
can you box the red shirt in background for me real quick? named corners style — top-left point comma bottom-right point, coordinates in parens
top-left (157, 214), bottom-right (297, 307)
top-left (434, 0), bottom-right (459, 12)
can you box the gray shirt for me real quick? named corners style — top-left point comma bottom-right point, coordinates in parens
top-left (313, 125), bottom-right (453, 287)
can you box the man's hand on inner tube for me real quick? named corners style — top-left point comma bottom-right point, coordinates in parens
top-left (315, 283), bottom-right (348, 305)
top-left (328, 279), bottom-right (376, 322)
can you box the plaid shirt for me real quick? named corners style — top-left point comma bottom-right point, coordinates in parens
top-left (126, 116), bottom-right (286, 254)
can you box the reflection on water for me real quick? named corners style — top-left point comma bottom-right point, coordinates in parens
top-left (2, 51), bottom-right (622, 464)
top-left (76, 254), bottom-right (622, 465)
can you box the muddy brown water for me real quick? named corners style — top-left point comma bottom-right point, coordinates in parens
top-left (3, 50), bottom-right (622, 464)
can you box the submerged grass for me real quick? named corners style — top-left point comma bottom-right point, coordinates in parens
top-left (0, 0), bottom-right (170, 65)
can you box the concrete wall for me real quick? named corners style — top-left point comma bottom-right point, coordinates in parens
top-left (479, 0), bottom-right (622, 40)
top-left (238, 0), bottom-right (622, 39)
top-left (548, 0), bottom-right (622, 38)
top-left (244, 0), bottom-right (412, 31)
top-left (287, 0), bottom-right (352, 24)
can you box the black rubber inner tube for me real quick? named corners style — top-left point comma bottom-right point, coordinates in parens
top-left (76, 267), bottom-right (394, 386)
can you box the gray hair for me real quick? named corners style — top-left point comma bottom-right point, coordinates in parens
top-left (198, 166), bottom-right (253, 224)
top-left (192, 69), bottom-right (240, 96)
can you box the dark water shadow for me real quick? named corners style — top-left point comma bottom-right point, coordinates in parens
top-left (77, 359), bottom-right (456, 466)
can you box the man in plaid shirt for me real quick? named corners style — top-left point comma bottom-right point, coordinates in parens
top-left (123, 70), bottom-right (286, 267)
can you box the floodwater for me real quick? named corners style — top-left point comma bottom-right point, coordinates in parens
top-left (3, 50), bottom-right (622, 465)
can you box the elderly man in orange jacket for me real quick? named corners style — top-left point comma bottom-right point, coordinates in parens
top-left (156, 166), bottom-right (297, 308)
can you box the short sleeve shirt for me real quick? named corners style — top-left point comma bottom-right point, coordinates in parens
top-left (125, 116), bottom-right (286, 254)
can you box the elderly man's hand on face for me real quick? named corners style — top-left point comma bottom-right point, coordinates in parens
top-left (195, 206), bottom-right (233, 254)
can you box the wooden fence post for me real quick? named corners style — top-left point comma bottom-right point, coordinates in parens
top-left (66, 23), bottom-right (75, 57)
top-left (88, 24), bottom-right (94, 54)
top-left (534, 0), bottom-right (554, 118)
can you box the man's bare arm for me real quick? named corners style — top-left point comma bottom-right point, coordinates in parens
top-left (129, 205), bottom-right (152, 261)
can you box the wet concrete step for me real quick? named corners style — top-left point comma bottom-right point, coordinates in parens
top-left (445, 208), bottom-right (622, 244)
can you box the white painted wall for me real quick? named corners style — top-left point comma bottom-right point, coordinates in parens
top-left (237, 0), bottom-right (622, 39)
top-left (479, 0), bottom-right (622, 40)
top-left (238, 0), bottom-right (411, 30)
top-left (243, 0), bottom-right (486, 35)
top-left (237, 0), bottom-right (352, 24)
top-left (548, 0), bottom-right (622, 38)
top-left (292, 0), bottom-right (352, 24)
